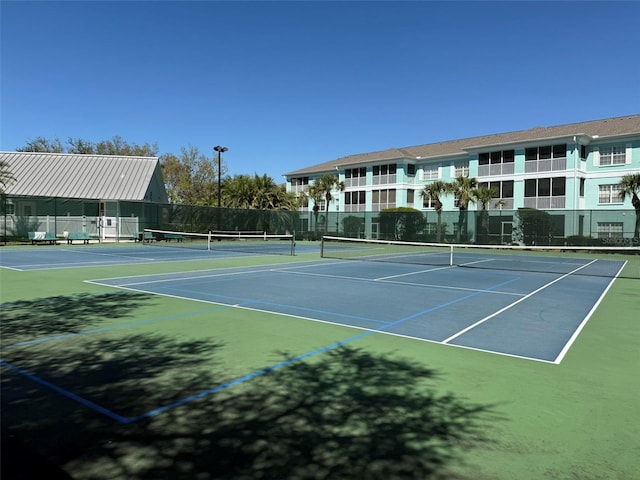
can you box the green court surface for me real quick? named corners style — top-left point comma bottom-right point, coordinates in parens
top-left (1, 244), bottom-right (638, 479)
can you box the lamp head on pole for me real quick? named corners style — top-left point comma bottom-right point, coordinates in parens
top-left (214, 146), bottom-right (228, 153)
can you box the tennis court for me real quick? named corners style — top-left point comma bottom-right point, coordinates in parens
top-left (1, 238), bottom-right (639, 479)
top-left (88, 254), bottom-right (619, 365)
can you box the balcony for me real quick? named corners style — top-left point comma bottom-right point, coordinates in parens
top-left (523, 196), bottom-right (566, 209)
top-left (372, 174), bottom-right (397, 185)
top-left (524, 157), bottom-right (566, 173)
top-left (345, 177), bottom-right (366, 188)
top-left (486, 198), bottom-right (514, 210)
top-left (477, 163), bottom-right (515, 177)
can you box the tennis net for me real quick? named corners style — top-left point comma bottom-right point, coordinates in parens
top-left (321, 236), bottom-right (640, 279)
top-left (143, 229), bottom-right (296, 256)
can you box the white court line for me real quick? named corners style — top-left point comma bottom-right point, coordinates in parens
top-left (87, 260), bottom-right (347, 285)
top-left (441, 259), bottom-right (599, 344)
top-left (552, 261), bottom-right (627, 364)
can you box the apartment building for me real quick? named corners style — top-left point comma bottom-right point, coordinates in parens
top-left (285, 115), bottom-right (640, 242)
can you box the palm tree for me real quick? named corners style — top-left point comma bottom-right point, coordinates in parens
top-left (618, 173), bottom-right (640, 238)
top-left (306, 183), bottom-right (324, 238)
top-left (472, 186), bottom-right (499, 244)
top-left (309, 174), bottom-right (344, 236)
top-left (448, 176), bottom-right (478, 243)
top-left (420, 180), bottom-right (449, 242)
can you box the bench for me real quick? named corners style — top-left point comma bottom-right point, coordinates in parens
top-left (28, 231), bottom-right (58, 245)
top-left (136, 231), bottom-right (156, 243)
top-left (164, 233), bottom-right (183, 242)
top-left (66, 232), bottom-right (92, 244)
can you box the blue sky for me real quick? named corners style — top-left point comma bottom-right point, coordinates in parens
top-left (2, 1), bottom-right (639, 180)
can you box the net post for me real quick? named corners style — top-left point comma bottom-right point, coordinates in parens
top-left (320, 236), bottom-right (325, 258)
top-left (207, 231), bottom-right (211, 251)
top-left (449, 245), bottom-right (454, 266)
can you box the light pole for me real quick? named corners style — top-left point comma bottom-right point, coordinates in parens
top-left (213, 146), bottom-right (228, 209)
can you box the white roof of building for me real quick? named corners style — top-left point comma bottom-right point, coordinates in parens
top-left (0, 151), bottom-right (166, 201)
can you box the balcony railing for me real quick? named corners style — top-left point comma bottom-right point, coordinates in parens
top-left (345, 177), bottom-right (366, 188)
top-left (371, 203), bottom-right (396, 212)
top-left (477, 163), bottom-right (515, 177)
top-left (523, 196), bottom-right (566, 209)
top-left (486, 198), bottom-right (514, 210)
top-left (524, 157), bottom-right (566, 173)
top-left (344, 204), bottom-right (366, 213)
top-left (372, 174), bottom-right (397, 185)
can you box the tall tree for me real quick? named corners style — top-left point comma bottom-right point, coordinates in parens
top-left (306, 183), bottom-right (324, 237)
top-left (95, 135), bottom-right (158, 156)
top-left (15, 136), bottom-right (64, 153)
top-left (448, 176), bottom-right (478, 243)
top-left (67, 138), bottom-right (96, 154)
top-left (420, 180), bottom-right (449, 242)
top-left (15, 136), bottom-right (158, 156)
top-left (307, 174), bottom-right (344, 236)
top-left (160, 146), bottom-right (222, 206)
top-left (222, 174), bottom-right (298, 210)
top-left (472, 185), bottom-right (501, 244)
top-left (618, 173), bottom-right (640, 238)
top-left (317, 173), bottom-right (345, 216)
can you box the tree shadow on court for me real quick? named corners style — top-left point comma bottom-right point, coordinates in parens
top-left (3, 331), bottom-right (502, 480)
top-left (168, 346), bottom-right (502, 480)
top-left (0, 292), bottom-right (156, 345)
top-left (1, 331), bottom-right (226, 479)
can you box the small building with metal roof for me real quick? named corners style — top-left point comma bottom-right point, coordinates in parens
top-left (0, 152), bottom-right (168, 240)
top-left (0, 151), bottom-right (167, 202)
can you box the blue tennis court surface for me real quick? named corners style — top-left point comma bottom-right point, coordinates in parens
top-left (0, 243), bottom-right (319, 271)
top-left (88, 258), bottom-right (618, 364)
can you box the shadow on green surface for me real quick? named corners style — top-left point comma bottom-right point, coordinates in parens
top-left (0, 292), bottom-right (156, 345)
top-left (2, 313), bottom-right (502, 480)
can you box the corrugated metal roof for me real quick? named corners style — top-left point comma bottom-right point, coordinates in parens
top-left (285, 114), bottom-right (640, 176)
top-left (0, 152), bottom-right (165, 201)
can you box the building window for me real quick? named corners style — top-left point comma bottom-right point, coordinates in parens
top-left (2, 203), bottom-right (15, 215)
top-left (407, 189), bottom-right (415, 204)
top-left (372, 189), bottom-right (396, 211)
top-left (344, 190), bottom-right (366, 212)
top-left (407, 164), bottom-right (416, 176)
top-left (599, 146), bottom-right (626, 166)
top-left (597, 222), bottom-right (624, 239)
top-left (423, 197), bottom-right (435, 209)
top-left (345, 167), bottom-right (366, 187)
top-left (372, 164), bottom-right (397, 185)
top-left (291, 176), bottom-right (309, 193)
top-left (478, 150), bottom-right (515, 176)
top-left (525, 144), bottom-right (566, 172)
top-left (421, 166), bottom-right (439, 180)
top-left (524, 177), bottom-right (566, 208)
top-left (297, 195), bottom-right (309, 210)
top-left (479, 180), bottom-right (514, 209)
top-left (598, 184), bottom-right (623, 204)
top-left (454, 161), bottom-right (469, 178)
